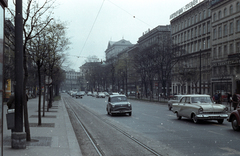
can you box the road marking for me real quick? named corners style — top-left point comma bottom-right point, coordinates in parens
top-left (220, 147), bottom-right (240, 155)
top-left (208, 130), bottom-right (224, 136)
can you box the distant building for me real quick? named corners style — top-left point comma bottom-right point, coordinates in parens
top-left (105, 39), bottom-right (133, 61)
top-left (62, 70), bottom-right (81, 91)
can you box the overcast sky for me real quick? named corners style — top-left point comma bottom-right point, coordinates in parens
top-left (8, 0), bottom-right (193, 71)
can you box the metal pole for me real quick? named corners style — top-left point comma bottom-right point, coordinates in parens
top-left (15, 0), bottom-right (23, 133)
top-left (199, 49), bottom-right (201, 94)
top-left (12, 0), bottom-right (26, 149)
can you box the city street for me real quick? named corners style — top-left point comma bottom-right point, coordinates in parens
top-left (62, 93), bottom-right (240, 156)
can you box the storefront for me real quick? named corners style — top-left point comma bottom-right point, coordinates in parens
top-left (0, 0), bottom-right (7, 155)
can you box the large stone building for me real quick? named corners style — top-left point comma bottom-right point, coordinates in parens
top-left (171, 0), bottom-right (212, 95)
top-left (171, 0), bottom-right (240, 96)
top-left (210, 0), bottom-right (240, 94)
top-left (105, 39), bottom-right (133, 61)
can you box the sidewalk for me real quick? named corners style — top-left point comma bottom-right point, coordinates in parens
top-left (3, 96), bottom-right (82, 156)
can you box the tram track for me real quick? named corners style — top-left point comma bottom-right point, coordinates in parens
top-left (63, 96), bottom-right (164, 156)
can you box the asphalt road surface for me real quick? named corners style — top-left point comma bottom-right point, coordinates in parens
top-left (62, 93), bottom-right (240, 156)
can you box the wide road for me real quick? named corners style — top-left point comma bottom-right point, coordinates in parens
top-left (63, 93), bottom-right (240, 156)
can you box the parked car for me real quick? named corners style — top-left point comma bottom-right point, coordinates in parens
top-left (168, 95), bottom-right (182, 110)
top-left (103, 92), bottom-right (109, 96)
top-left (172, 94), bottom-right (228, 124)
top-left (92, 92), bottom-right (98, 97)
top-left (106, 95), bottom-right (132, 116)
top-left (87, 92), bottom-right (92, 96)
top-left (97, 92), bottom-right (105, 98)
top-left (76, 91), bottom-right (85, 99)
top-left (228, 108), bottom-right (240, 131)
top-left (71, 91), bottom-right (77, 97)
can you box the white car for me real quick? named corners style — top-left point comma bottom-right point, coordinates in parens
top-left (168, 95), bottom-right (182, 110)
top-left (172, 94), bottom-right (228, 124)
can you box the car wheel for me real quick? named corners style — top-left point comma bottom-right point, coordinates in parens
top-left (217, 119), bottom-right (224, 124)
top-left (176, 112), bottom-right (182, 120)
top-left (129, 112), bottom-right (132, 116)
top-left (192, 114), bottom-right (199, 124)
top-left (169, 106), bottom-right (172, 111)
top-left (231, 116), bottom-right (240, 131)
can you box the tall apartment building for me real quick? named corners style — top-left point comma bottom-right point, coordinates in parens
top-left (210, 0), bottom-right (240, 94)
top-left (171, 0), bottom-right (212, 95)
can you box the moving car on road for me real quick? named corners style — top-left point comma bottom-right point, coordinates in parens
top-left (168, 95), bottom-right (182, 110)
top-left (106, 95), bottom-right (132, 116)
top-left (96, 92), bottom-right (105, 98)
top-left (76, 91), bottom-right (85, 99)
top-left (228, 108), bottom-right (240, 131)
top-left (172, 94), bottom-right (228, 124)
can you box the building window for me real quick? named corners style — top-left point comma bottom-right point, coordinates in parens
top-left (199, 12), bottom-right (202, 21)
top-left (188, 30), bottom-right (190, 40)
top-left (191, 29), bottom-right (193, 38)
top-left (188, 18), bottom-right (191, 26)
top-left (213, 48), bottom-right (217, 58)
top-left (207, 22), bottom-right (210, 32)
top-left (224, 45), bottom-right (227, 56)
top-left (218, 46), bottom-right (222, 58)
top-left (230, 22), bottom-right (234, 34)
top-left (213, 13), bottom-right (216, 21)
top-left (230, 5), bottom-right (233, 14)
top-left (192, 16), bottom-right (194, 24)
top-left (230, 44), bottom-right (233, 54)
top-left (199, 40), bottom-right (201, 50)
top-left (237, 20), bottom-right (240, 32)
top-left (218, 26), bottom-right (222, 37)
top-left (192, 43), bottom-right (194, 52)
top-left (199, 26), bottom-right (201, 36)
top-left (195, 27), bottom-right (198, 37)
top-left (224, 8), bottom-right (227, 17)
top-left (236, 42), bottom-right (240, 53)
top-left (203, 24), bottom-right (206, 34)
top-left (207, 38), bottom-right (210, 48)
top-left (203, 10), bottom-right (206, 19)
top-left (213, 28), bottom-right (217, 39)
top-left (224, 24), bottom-right (227, 36)
top-left (195, 14), bottom-right (198, 23)
top-left (195, 42), bottom-right (198, 51)
top-left (237, 2), bottom-right (240, 12)
top-left (218, 11), bottom-right (222, 19)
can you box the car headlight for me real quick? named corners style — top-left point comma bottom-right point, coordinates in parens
top-left (198, 107), bottom-right (203, 114)
top-left (128, 102), bottom-right (131, 107)
top-left (112, 104), bottom-right (115, 108)
top-left (224, 107), bottom-right (228, 112)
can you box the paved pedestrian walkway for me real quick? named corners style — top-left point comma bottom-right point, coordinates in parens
top-left (3, 96), bottom-right (82, 156)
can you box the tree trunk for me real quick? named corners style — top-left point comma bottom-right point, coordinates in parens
top-left (37, 64), bottom-right (42, 125)
top-left (42, 71), bottom-right (46, 117)
top-left (23, 46), bottom-right (31, 141)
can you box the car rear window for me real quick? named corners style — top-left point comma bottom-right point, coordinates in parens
top-left (111, 96), bottom-right (127, 102)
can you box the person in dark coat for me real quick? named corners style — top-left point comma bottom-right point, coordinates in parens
top-left (7, 93), bottom-right (15, 109)
top-left (227, 92), bottom-right (232, 105)
top-left (232, 92), bottom-right (239, 110)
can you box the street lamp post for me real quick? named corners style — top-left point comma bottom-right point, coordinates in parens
top-left (12, 0), bottom-right (26, 149)
top-left (199, 49), bottom-right (201, 94)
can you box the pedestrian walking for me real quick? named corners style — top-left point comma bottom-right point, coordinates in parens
top-left (232, 92), bottom-right (239, 110)
top-left (227, 92), bottom-right (232, 105)
top-left (214, 92), bottom-right (219, 103)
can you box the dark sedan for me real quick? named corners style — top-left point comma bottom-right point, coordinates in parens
top-left (106, 95), bottom-right (132, 116)
top-left (76, 91), bottom-right (85, 99)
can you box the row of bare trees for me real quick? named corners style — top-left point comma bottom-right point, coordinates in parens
top-left (84, 35), bottom-right (186, 99)
top-left (4, 0), bottom-right (70, 141)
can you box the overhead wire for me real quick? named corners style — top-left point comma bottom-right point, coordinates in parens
top-left (78, 0), bottom-right (106, 57)
top-left (106, 0), bottom-right (153, 28)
